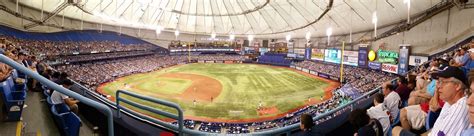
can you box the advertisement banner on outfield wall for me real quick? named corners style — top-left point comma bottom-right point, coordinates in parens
top-left (398, 45), bottom-right (410, 75)
top-left (310, 71), bottom-right (318, 76)
top-left (324, 49), bottom-right (342, 64)
top-left (330, 76), bottom-right (340, 81)
top-left (302, 68), bottom-right (310, 73)
top-left (259, 48), bottom-right (269, 55)
top-left (287, 53), bottom-right (297, 58)
top-left (368, 62), bottom-right (381, 70)
top-left (358, 44), bottom-right (369, 68)
top-left (305, 48), bottom-right (312, 60)
top-left (318, 73), bottom-right (330, 79)
top-left (382, 63), bottom-right (399, 74)
top-left (296, 67), bottom-right (302, 70)
top-left (409, 55), bottom-right (429, 66)
top-left (343, 50), bottom-right (359, 66)
top-left (290, 65), bottom-right (296, 68)
top-left (311, 49), bottom-right (325, 61)
top-left (294, 49), bottom-right (306, 59)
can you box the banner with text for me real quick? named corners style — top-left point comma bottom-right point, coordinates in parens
top-left (324, 49), bottom-right (342, 64)
top-left (368, 62), bottom-right (381, 70)
top-left (382, 63), bottom-right (399, 74)
top-left (398, 45), bottom-right (410, 75)
top-left (311, 49), bottom-right (325, 61)
top-left (409, 55), bottom-right (429, 66)
top-left (358, 45), bottom-right (369, 68)
top-left (343, 50), bottom-right (359, 66)
top-left (305, 48), bottom-right (312, 60)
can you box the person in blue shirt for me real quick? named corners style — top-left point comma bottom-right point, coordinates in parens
top-left (461, 48), bottom-right (474, 75)
top-left (453, 48), bottom-right (470, 67)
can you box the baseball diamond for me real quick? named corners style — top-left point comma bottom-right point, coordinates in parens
top-left (98, 63), bottom-right (339, 122)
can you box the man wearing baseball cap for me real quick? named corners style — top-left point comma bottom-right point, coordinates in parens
top-left (428, 66), bottom-right (469, 136)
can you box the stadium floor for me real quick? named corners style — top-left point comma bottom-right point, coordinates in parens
top-left (0, 91), bottom-right (95, 136)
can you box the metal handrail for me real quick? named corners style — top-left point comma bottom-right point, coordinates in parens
top-left (0, 54), bottom-right (114, 136)
top-left (116, 90), bottom-right (187, 135)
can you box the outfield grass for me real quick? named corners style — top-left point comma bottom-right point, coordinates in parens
top-left (101, 63), bottom-right (331, 121)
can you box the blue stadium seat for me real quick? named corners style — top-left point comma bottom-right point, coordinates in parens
top-left (51, 104), bottom-right (82, 136)
top-left (425, 110), bottom-right (440, 130)
top-left (0, 77), bottom-right (26, 121)
top-left (46, 96), bottom-right (70, 113)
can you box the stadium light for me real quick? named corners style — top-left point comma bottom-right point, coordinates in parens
top-left (175, 30), bottom-right (180, 36)
top-left (155, 25), bottom-right (162, 35)
top-left (372, 12), bottom-right (378, 24)
top-left (404, 0), bottom-right (411, 23)
top-left (211, 32), bottom-right (216, 39)
top-left (326, 27), bottom-right (332, 46)
top-left (326, 27), bottom-right (332, 37)
top-left (305, 31), bottom-right (311, 41)
top-left (286, 34), bottom-right (291, 42)
top-left (248, 35), bottom-right (254, 41)
top-left (229, 34), bottom-right (235, 40)
top-left (372, 11), bottom-right (378, 37)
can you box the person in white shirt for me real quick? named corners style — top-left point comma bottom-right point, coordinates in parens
top-left (428, 66), bottom-right (469, 136)
top-left (462, 69), bottom-right (474, 136)
top-left (367, 93), bottom-right (390, 135)
top-left (50, 79), bottom-right (79, 113)
top-left (382, 83), bottom-right (401, 122)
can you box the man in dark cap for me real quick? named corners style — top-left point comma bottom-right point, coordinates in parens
top-left (428, 66), bottom-right (470, 136)
top-left (393, 66), bottom-right (470, 136)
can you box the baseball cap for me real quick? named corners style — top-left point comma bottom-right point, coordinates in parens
top-left (431, 66), bottom-right (468, 86)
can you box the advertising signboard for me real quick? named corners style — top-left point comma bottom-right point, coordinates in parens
top-left (343, 50), bottom-right (359, 66)
top-left (368, 61), bottom-right (381, 70)
top-left (324, 49), bottom-right (341, 64)
top-left (377, 50), bottom-right (399, 64)
top-left (398, 45), bottom-right (410, 75)
top-left (358, 45), bottom-right (368, 67)
top-left (382, 63), bottom-right (399, 74)
top-left (409, 55), bottom-right (429, 66)
top-left (311, 49), bottom-right (325, 61)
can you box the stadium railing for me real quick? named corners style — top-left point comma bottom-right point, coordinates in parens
top-left (115, 90), bottom-right (185, 135)
top-left (0, 54), bottom-right (115, 136)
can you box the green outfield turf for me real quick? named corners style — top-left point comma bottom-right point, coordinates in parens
top-left (100, 63), bottom-right (333, 121)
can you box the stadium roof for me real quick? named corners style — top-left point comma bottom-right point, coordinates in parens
top-left (18, 0), bottom-right (440, 38)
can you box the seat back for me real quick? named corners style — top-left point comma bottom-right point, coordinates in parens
top-left (51, 105), bottom-right (81, 136)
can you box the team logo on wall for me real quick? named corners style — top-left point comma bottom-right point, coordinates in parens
top-left (368, 50), bottom-right (376, 61)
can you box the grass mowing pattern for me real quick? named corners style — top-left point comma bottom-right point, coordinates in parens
top-left (101, 63), bottom-right (330, 121)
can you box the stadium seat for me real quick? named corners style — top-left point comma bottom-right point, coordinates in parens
top-left (425, 110), bottom-right (441, 130)
top-left (51, 104), bottom-right (82, 136)
top-left (0, 77), bottom-right (26, 121)
top-left (46, 96), bottom-right (70, 113)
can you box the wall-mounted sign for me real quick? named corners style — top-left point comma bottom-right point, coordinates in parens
top-left (377, 50), bottom-right (399, 64)
top-left (368, 50), bottom-right (376, 61)
top-left (368, 61), bottom-right (381, 70)
top-left (382, 63), bottom-right (399, 74)
top-left (311, 49), bottom-right (325, 61)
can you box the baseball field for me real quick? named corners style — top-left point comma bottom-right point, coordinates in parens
top-left (98, 63), bottom-right (339, 122)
